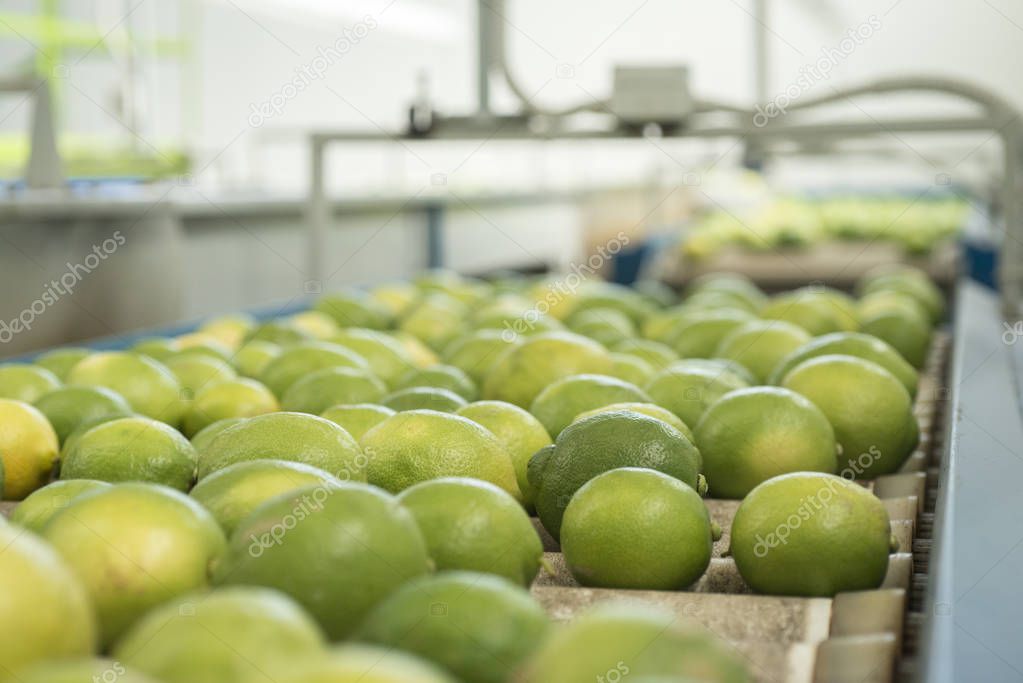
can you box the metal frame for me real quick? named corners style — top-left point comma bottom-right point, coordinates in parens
top-left (307, 88), bottom-right (1023, 314)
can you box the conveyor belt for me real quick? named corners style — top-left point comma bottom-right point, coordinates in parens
top-left (525, 332), bottom-right (952, 683)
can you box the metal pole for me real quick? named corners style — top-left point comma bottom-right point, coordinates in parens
top-left (425, 204), bottom-right (445, 269)
top-left (753, 0), bottom-right (768, 104)
top-left (307, 137), bottom-right (328, 285)
top-left (476, 0), bottom-right (493, 114)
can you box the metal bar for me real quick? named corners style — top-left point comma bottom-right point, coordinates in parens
top-left (753, 0), bottom-right (768, 105)
top-left (425, 204), bottom-right (445, 269)
top-left (476, 0), bottom-right (491, 114)
top-left (307, 115), bottom-right (1005, 144)
top-left (307, 137), bottom-right (328, 285)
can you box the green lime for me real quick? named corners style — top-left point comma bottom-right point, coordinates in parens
top-left (611, 338), bottom-right (678, 371)
top-left (164, 355), bottom-right (236, 398)
top-left (11, 659), bottom-right (160, 683)
top-left (859, 268), bottom-right (944, 322)
top-left (231, 340), bottom-right (281, 378)
top-left (329, 328), bottom-right (417, 385)
top-left (442, 330), bottom-right (521, 385)
top-left (183, 377), bottom-right (279, 437)
top-left (43, 482), bottom-right (225, 646)
top-left (114, 587), bottom-right (325, 683)
top-left (9, 479), bottom-right (111, 533)
top-left (381, 387), bottom-right (468, 413)
top-left (289, 310), bottom-right (341, 339)
top-left (33, 385), bottom-right (132, 443)
top-left (665, 308), bottom-right (756, 358)
top-left (281, 367), bottom-right (386, 414)
top-left (61, 416), bottom-right (197, 491)
top-left (644, 360), bottom-right (750, 428)
top-left (639, 306), bottom-right (690, 343)
top-left (33, 347), bottom-right (90, 381)
top-left (520, 602), bottom-right (752, 683)
top-left (456, 400), bottom-right (552, 509)
top-left (472, 310), bottom-right (562, 337)
top-left (780, 355), bottom-right (918, 477)
top-left (567, 308), bottom-right (636, 347)
top-left (416, 270), bottom-right (491, 303)
top-left (633, 279), bottom-right (678, 308)
top-left (320, 404), bottom-right (395, 440)
top-left (213, 483), bottom-right (431, 640)
top-left (393, 332), bottom-right (441, 368)
top-left (67, 352), bottom-right (185, 425)
top-left (372, 280), bottom-right (421, 315)
top-left (199, 313), bottom-right (257, 349)
top-left (243, 320), bottom-right (311, 346)
top-left (731, 472), bottom-right (892, 596)
top-left (769, 331), bottom-right (919, 395)
top-left (357, 571), bottom-right (549, 683)
top-left (685, 272), bottom-right (766, 309)
top-left (190, 417), bottom-right (245, 456)
top-left (398, 477), bottom-right (543, 586)
top-left (0, 364), bottom-right (61, 402)
top-left (60, 411), bottom-right (135, 461)
top-left (759, 288), bottom-right (851, 335)
top-left (399, 294), bottom-right (468, 351)
top-left (857, 291), bottom-right (932, 367)
top-left (0, 523), bottom-right (97, 674)
top-left (361, 410), bottom-right (520, 500)
top-left (572, 403), bottom-right (693, 442)
top-left (529, 374), bottom-right (651, 438)
top-left (560, 283), bottom-right (654, 325)
top-left (561, 468), bottom-right (713, 589)
top-left (0, 399), bottom-right (59, 500)
top-left (695, 387), bottom-right (838, 498)
top-left (314, 291), bottom-right (394, 330)
top-left (606, 352), bottom-right (656, 386)
top-left (190, 459), bottom-right (342, 535)
top-left (531, 411), bottom-right (702, 540)
top-left (482, 332), bottom-right (613, 408)
top-left (683, 289), bottom-right (762, 315)
top-left (170, 338), bottom-right (233, 364)
top-left (714, 319), bottom-right (812, 383)
top-left (197, 412), bottom-right (366, 482)
top-left (130, 337), bottom-right (181, 362)
top-left (805, 286), bottom-right (860, 331)
top-left (259, 342), bottom-right (369, 398)
top-left (395, 365), bottom-right (477, 400)
top-left (279, 644), bottom-right (456, 683)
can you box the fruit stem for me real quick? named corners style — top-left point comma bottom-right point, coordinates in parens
top-left (539, 556), bottom-right (556, 576)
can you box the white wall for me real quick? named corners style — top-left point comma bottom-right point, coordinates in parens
top-left (185, 0), bottom-right (1023, 193)
top-left (5, 0), bottom-right (1018, 191)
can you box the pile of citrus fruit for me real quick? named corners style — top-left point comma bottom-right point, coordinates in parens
top-left (0, 264), bottom-right (942, 682)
